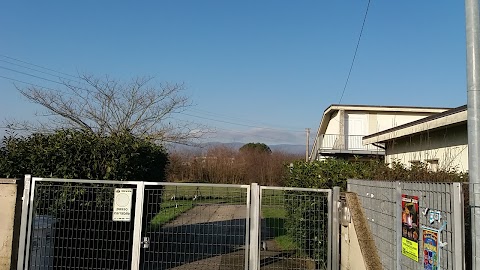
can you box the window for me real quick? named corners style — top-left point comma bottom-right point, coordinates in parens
top-left (409, 160), bottom-right (421, 167)
top-left (426, 159), bottom-right (439, 172)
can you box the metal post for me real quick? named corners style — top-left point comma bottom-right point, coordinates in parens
top-left (395, 182), bottom-right (402, 270)
top-left (244, 185), bottom-right (251, 270)
top-left (23, 177), bottom-right (38, 270)
top-left (306, 128), bottom-right (311, 162)
top-left (452, 183), bottom-right (466, 269)
top-left (466, 0), bottom-right (480, 268)
top-left (130, 182), bottom-right (145, 270)
top-left (16, 175), bottom-right (31, 270)
top-left (331, 187), bottom-right (340, 270)
top-left (249, 183), bottom-right (260, 270)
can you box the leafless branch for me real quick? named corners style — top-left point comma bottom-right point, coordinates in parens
top-left (5, 74), bottom-right (209, 143)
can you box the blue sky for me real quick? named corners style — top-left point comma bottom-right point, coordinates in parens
top-left (0, 1), bottom-right (467, 145)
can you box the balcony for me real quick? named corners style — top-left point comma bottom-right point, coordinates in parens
top-left (317, 134), bottom-right (385, 156)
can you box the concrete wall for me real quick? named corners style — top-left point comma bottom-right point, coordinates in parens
top-left (325, 111), bottom-right (340, 135)
top-left (325, 111), bottom-right (435, 137)
top-left (374, 112), bottom-right (434, 134)
top-left (340, 192), bottom-right (382, 270)
top-left (0, 179), bottom-right (19, 270)
top-left (385, 124), bottom-right (468, 172)
top-left (340, 218), bottom-right (367, 270)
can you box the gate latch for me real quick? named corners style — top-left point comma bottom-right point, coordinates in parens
top-left (141, 237), bottom-right (150, 249)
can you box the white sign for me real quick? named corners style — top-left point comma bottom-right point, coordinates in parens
top-left (113, 188), bottom-right (133, 221)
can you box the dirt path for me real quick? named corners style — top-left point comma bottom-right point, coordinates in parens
top-left (142, 204), bottom-right (315, 270)
top-left (142, 204), bottom-right (248, 270)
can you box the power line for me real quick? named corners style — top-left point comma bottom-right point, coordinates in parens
top-left (188, 107), bottom-right (304, 132)
top-left (210, 127), bottom-right (290, 142)
top-left (338, 0), bottom-right (372, 103)
top-left (0, 65), bottom-right (65, 85)
top-left (0, 75), bottom-right (61, 92)
top-left (0, 71), bottom-right (299, 134)
top-left (0, 54), bottom-right (79, 79)
top-left (0, 59), bottom-right (83, 85)
top-left (180, 112), bottom-right (304, 133)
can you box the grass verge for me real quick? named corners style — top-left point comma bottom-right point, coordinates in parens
top-left (262, 206), bottom-right (297, 250)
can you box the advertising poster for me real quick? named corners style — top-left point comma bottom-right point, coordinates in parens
top-left (401, 194), bottom-right (419, 261)
top-left (423, 228), bottom-right (439, 270)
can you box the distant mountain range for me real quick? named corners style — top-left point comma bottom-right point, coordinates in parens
top-left (166, 142), bottom-right (307, 155)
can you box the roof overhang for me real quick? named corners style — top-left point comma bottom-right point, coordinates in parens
top-left (314, 104), bottom-right (450, 138)
top-left (363, 105), bottom-right (467, 144)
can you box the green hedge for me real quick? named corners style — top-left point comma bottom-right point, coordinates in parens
top-left (0, 129), bottom-right (168, 180)
top-left (283, 158), bottom-right (467, 265)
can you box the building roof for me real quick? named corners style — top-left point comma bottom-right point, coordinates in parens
top-left (363, 105), bottom-right (467, 144)
top-left (324, 104), bottom-right (451, 113)
top-left (315, 104), bottom-right (451, 140)
top-left (309, 104), bottom-right (451, 161)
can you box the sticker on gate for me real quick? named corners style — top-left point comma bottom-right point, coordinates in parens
top-left (113, 188), bottom-right (133, 221)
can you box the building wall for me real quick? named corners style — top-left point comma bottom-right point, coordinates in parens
top-left (384, 124), bottom-right (468, 172)
top-left (0, 180), bottom-right (18, 270)
top-left (340, 221), bottom-right (368, 270)
top-left (372, 112), bottom-right (435, 135)
top-left (324, 111), bottom-right (340, 135)
top-left (337, 111), bottom-right (436, 137)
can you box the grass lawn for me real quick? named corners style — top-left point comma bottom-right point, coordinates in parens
top-left (149, 185), bottom-right (248, 229)
top-left (262, 205), bottom-right (298, 251)
top-left (149, 200), bottom-right (194, 229)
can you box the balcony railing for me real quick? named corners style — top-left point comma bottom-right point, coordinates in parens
top-left (318, 134), bottom-right (384, 152)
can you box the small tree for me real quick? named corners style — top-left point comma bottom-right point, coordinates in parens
top-left (6, 74), bottom-right (208, 144)
top-left (239, 142), bottom-right (272, 153)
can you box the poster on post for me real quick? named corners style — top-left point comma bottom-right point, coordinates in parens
top-left (422, 227), bottom-right (439, 270)
top-left (401, 194), bottom-right (419, 261)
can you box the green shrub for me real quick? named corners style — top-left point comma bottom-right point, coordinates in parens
top-left (0, 129), bottom-right (168, 180)
top-left (283, 158), bottom-right (467, 264)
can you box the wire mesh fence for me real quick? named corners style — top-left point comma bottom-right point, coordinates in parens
top-left (259, 187), bottom-right (331, 270)
top-left (348, 179), bottom-right (464, 270)
top-left (141, 183), bottom-right (250, 270)
top-left (347, 180), bottom-right (397, 269)
top-left (19, 178), bottom-right (335, 270)
top-left (27, 180), bottom-right (136, 270)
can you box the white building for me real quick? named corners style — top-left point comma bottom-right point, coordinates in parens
top-left (363, 105), bottom-right (468, 172)
top-left (309, 104), bottom-right (450, 161)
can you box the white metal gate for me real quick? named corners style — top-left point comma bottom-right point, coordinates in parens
top-left (17, 176), bottom-right (339, 270)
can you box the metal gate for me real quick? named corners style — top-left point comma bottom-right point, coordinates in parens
top-left (17, 176), bottom-right (338, 270)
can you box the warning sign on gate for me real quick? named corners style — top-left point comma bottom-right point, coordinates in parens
top-left (113, 188), bottom-right (133, 221)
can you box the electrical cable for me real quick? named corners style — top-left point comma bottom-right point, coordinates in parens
top-left (0, 54), bottom-right (79, 79)
top-left (338, 0), bottom-right (372, 103)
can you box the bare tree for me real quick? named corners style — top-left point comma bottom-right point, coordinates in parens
top-left (6, 74), bottom-right (209, 144)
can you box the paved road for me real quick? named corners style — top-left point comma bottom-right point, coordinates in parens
top-left (141, 204), bottom-right (316, 270)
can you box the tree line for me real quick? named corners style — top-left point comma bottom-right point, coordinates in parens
top-left (166, 144), bottom-right (303, 185)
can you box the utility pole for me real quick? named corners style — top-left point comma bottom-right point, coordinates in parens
top-left (306, 128), bottom-right (310, 162)
top-left (465, 0), bottom-right (480, 268)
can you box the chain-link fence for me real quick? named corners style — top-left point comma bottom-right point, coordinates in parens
top-left (18, 177), bottom-right (338, 270)
top-left (348, 179), bottom-right (464, 270)
top-left (26, 180), bottom-right (138, 270)
top-left (259, 187), bottom-right (332, 270)
top-left (141, 183), bottom-right (250, 270)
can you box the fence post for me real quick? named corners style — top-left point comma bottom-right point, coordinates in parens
top-left (331, 186), bottom-right (340, 270)
top-left (249, 183), bottom-right (260, 270)
top-left (452, 183), bottom-right (466, 269)
top-left (16, 175), bottom-right (31, 270)
top-left (130, 181), bottom-right (145, 270)
top-left (395, 181), bottom-right (402, 270)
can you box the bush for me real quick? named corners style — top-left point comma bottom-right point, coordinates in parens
top-left (284, 158), bottom-right (467, 264)
top-left (0, 129), bottom-right (168, 180)
top-left (0, 130), bottom-right (169, 269)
